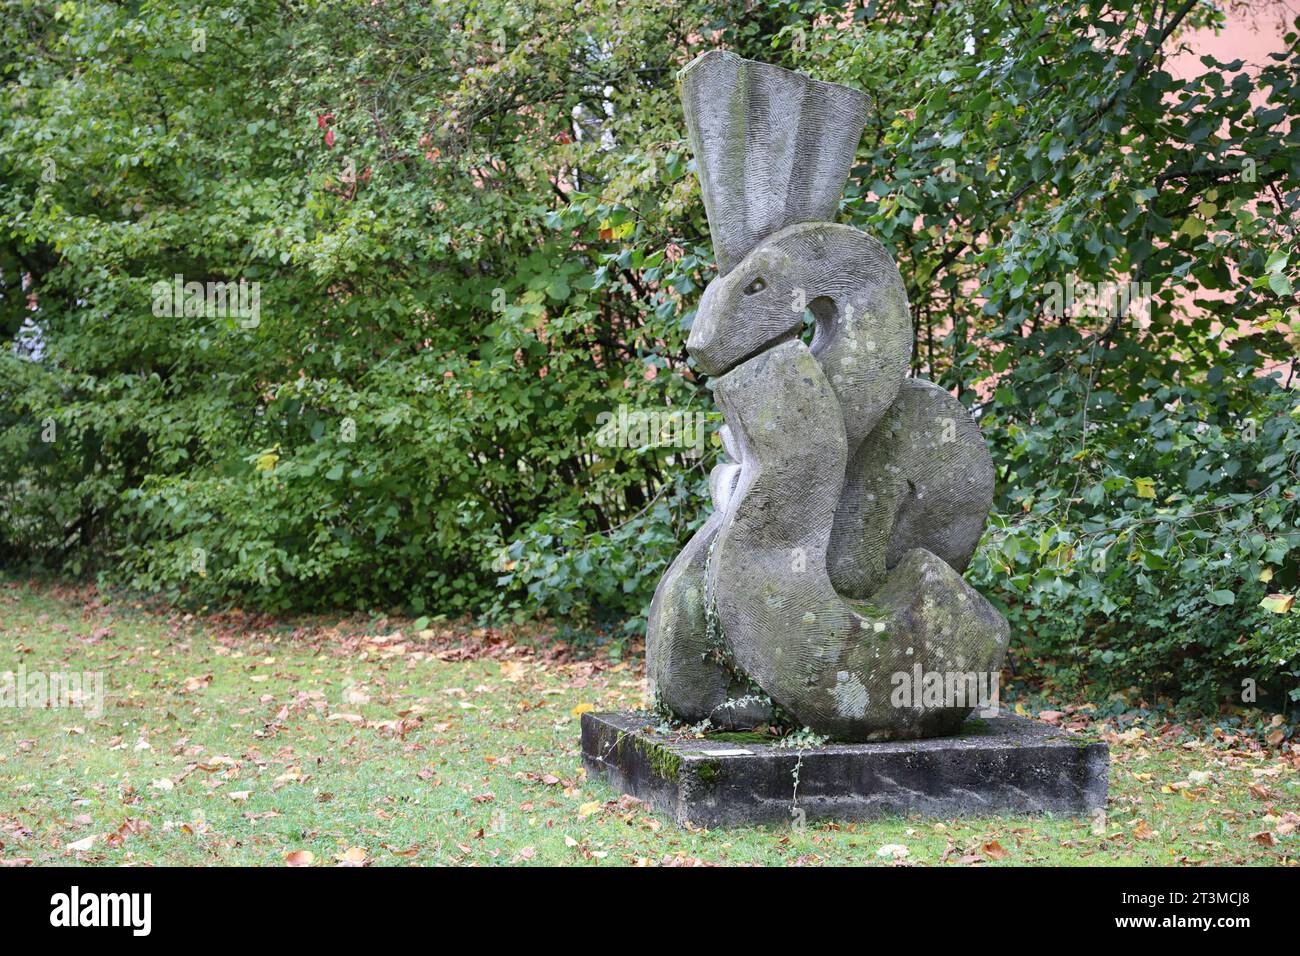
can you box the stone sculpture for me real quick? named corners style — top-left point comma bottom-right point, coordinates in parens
top-left (647, 50), bottom-right (1009, 742)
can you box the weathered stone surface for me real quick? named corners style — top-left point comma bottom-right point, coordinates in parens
top-left (582, 711), bottom-right (1110, 828)
top-left (679, 50), bottom-right (871, 276)
top-left (646, 50), bottom-right (1011, 743)
top-left (687, 222), bottom-right (912, 447)
top-left (705, 339), bottom-right (1007, 741)
top-left (646, 424), bottom-right (758, 726)
top-left (644, 513), bottom-right (726, 722)
top-left (830, 377), bottom-right (997, 600)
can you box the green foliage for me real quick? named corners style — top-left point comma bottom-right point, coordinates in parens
top-left (969, 379), bottom-right (1300, 709)
top-left (0, 0), bottom-right (723, 615)
top-left (486, 467), bottom-right (711, 634)
top-left (2, 0), bottom-right (1299, 709)
top-left (772, 0), bottom-right (1300, 707)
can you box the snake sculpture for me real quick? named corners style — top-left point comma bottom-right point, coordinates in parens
top-left (647, 51), bottom-right (1009, 742)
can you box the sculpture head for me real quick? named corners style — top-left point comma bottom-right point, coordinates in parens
top-left (688, 223), bottom-right (913, 448)
top-left (688, 239), bottom-right (802, 376)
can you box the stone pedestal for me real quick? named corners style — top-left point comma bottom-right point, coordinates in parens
top-left (581, 711), bottom-right (1108, 828)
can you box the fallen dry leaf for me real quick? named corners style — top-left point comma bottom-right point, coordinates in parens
top-left (982, 839), bottom-right (1009, 860)
top-left (336, 846), bottom-right (368, 867)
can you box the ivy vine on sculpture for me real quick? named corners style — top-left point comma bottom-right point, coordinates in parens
top-left (647, 51), bottom-right (1009, 742)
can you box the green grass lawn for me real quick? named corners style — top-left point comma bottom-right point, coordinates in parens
top-left (1, 578), bottom-right (1296, 866)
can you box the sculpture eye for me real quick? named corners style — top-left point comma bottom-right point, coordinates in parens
top-left (743, 277), bottom-right (766, 295)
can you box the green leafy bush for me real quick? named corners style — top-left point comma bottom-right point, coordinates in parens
top-left (2, 0), bottom-right (1299, 710)
top-left (969, 355), bottom-right (1300, 709)
top-left (1, 0), bottom-right (725, 616)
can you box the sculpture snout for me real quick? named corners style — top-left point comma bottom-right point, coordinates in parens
top-left (687, 277), bottom-right (801, 377)
top-left (685, 282), bottom-right (725, 374)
